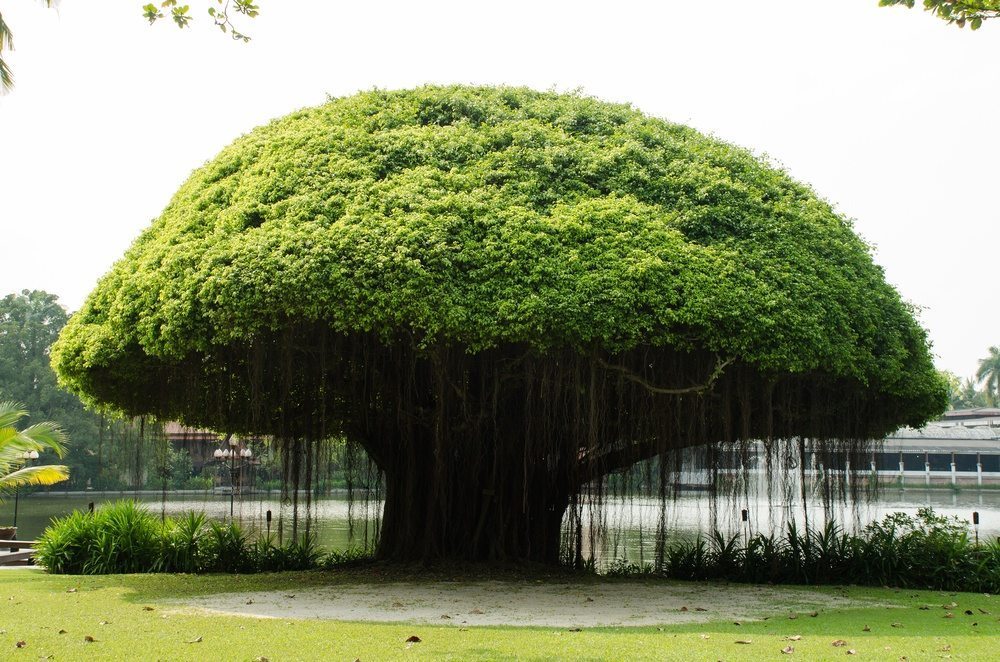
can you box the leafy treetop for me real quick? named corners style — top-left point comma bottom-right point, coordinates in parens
top-left (880, 0), bottom-right (1000, 29)
top-left (52, 86), bottom-right (946, 428)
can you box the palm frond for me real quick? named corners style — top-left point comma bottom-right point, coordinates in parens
top-left (0, 464), bottom-right (69, 489)
top-left (14, 422), bottom-right (68, 456)
top-left (0, 11), bottom-right (13, 52)
top-left (0, 402), bottom-right (28, 429)
top-left (0, 12), bottom-right (12, 93)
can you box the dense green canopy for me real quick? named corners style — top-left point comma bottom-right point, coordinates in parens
top-left (54, 85), bottom-right (944, 436)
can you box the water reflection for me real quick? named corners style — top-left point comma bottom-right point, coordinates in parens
top-left (3, 487), bottom-right (997, 563)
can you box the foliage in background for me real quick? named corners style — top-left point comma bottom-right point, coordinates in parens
top-left (34, 500), bottom-right (355, 574)
top-left (938, 346), bottom-right (1000, 409)
top-left (975, 345), bottom-right (1000, 406)
top-left (0, 291), bottom-right (161, 491)
top-left (0, 400), bottom-right (68, 496)
top-left (0, 1), bottom-right (259, 92)
top-left (880, 0), bottom-right (1000, 29)
top-left (609, 508), bottom-right (1000, 593)
top-left (143, 0), bottom-right (260, 41)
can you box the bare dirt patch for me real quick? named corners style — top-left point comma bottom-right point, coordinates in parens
top-left (178, 580), bottom-right (873, 627)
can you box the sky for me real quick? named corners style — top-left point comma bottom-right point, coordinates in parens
top-left (1, 0), bottom-right (997, 379)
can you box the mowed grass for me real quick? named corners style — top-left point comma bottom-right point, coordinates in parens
top-left (1, 568), bottom-right (997, 661)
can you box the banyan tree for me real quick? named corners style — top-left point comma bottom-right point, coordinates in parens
top-left (52, 86), bottom-right (947, 564)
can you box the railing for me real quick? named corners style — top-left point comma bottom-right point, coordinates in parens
top-left (0, 539), bottom-right (37, 566)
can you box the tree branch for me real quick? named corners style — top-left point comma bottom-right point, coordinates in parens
top-left (596, 354), bottom-right (733, 395)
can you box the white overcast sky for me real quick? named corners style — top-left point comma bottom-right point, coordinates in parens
top-left (1, 0), bottom-right (997, 379)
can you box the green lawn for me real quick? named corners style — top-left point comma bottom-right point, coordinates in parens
top-left (1, 568), bottom-right (997, 660)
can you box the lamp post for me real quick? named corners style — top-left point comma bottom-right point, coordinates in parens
top-left (213, 439), bottom-right (252, 519)
top-left (12, 450), bottom-right (39, 528)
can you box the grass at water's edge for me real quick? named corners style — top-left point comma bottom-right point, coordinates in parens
top-left (1, 569), bottom-right (997, 661)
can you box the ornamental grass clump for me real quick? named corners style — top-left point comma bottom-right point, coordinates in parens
top-left (35, 500), bottom-right (334, 575)
top-left (623, 509), bottom-right (1000, 593)
top-left (52, 86), bottom-right (948, 565)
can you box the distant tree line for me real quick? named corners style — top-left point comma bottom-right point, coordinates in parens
top-left (0, 289), bottom-right (336, 492)
top-left (939, 346), bottom-right (1000, 410)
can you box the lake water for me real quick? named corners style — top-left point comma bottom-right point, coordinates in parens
top-left (4, 487), bottom-right (998, 563)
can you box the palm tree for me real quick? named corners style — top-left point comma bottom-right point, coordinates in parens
top-left (0, 2), bottom-right (55, 92)
top-left (0, 400), bottom-right (68, 493)
top-left (975, 346), bottom-right (1000, 407)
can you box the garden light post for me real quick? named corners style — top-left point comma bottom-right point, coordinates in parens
top-left (213, 438), bottom-right (252, 519)
top-left (12, 450), bottom-right (39, 528)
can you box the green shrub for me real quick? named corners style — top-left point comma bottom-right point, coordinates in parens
top-left (35, 500), bottom-right (355, 575)
top-left (181, 476), bottom-right (214, 491)
top-left (160, 511), bottom-right (207, 573)
top-left (35, 500), bottom-right (161, 574)
top-left (614, 508), bottom-right (1000, 592)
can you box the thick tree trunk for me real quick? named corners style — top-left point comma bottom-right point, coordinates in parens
top-left (375, 437), bottom-right (571, 564)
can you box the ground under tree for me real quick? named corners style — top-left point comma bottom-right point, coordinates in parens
top-left (52, 86), bottom-right (947, 564)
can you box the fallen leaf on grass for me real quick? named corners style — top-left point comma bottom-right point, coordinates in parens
top-left (405, 635), bottom-right (421, 643)
top-left (186, 636), bottom-right (202, 644)
top-left (832, 640), bottom-right (848, 647)
top-left (781, 645), bottom-right (794, 654)
top-left (735, 639), bottom-right (752, 645)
